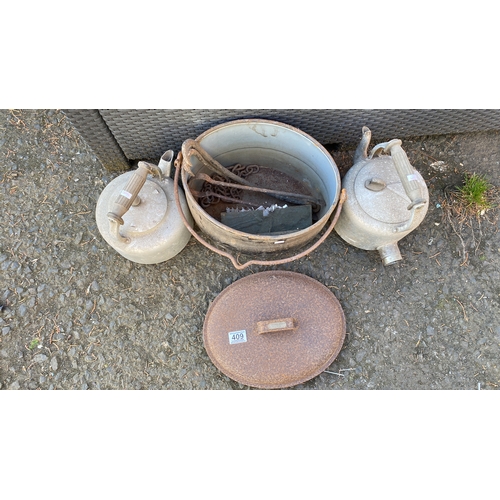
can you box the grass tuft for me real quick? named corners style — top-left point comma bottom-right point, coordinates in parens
top-left (28, 338), bottom-right (40, 350)
top-left (456, 173), bottom-right (493, 214)
top-left (440, 171), bottom-right (498, 265)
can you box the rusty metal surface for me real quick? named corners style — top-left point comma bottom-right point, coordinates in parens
top-left (202, 271), bottom-right (346, 389)
top-left (194, 169), bottom-right (321, 212)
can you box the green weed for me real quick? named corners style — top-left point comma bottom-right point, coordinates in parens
top-left (457, 173), bottom-right (493, 214)
top-left (440, 171), bottom-right (498, 266)
top-left (28, 338), bottom-right (39, 350)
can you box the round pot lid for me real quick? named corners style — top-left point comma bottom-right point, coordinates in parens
top-left (203, 271), bottom-right (346, 389)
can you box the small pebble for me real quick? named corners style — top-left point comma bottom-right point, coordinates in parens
top-left (74, 232), bottom-right (83, 245)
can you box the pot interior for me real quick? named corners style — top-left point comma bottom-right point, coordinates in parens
top-left (186, 120), bottom-right (340, 221)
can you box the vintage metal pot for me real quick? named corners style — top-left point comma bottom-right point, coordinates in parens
top-left (96, 151), bottom-right (193, 264)
top-left (174, 119), bottom-right (344, 270)
top-left (334, 127), bottom-right (429, 265)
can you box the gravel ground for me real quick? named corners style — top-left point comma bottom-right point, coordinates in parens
top-left (1, 109), bottom-right (500, 390)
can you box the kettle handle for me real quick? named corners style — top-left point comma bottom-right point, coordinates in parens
top-left (372, 139), bottom-right (427, 211)
top-left (107, 161), bottom-right (161, 243)
top-left (173, 153), bottom-right (347, 270)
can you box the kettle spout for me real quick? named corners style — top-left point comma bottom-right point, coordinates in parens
top-left (353, 126), bottom-right (372, 164)
top-left (158, 150), bottom-right (175, 178)
top-left (378, 242), bottom-right (402, 266)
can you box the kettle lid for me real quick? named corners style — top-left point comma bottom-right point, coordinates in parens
top-left (98, 174), bottom-right (169, 237)
top-left (118, 179), bottom-right (168, 235)
top-left (354, 156), bottom-right (418, 224)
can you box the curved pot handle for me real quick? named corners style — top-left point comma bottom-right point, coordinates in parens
top-left (174, 153), bottom-right (347, 270)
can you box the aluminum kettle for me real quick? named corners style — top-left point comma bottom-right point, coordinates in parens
top-left (96, 151), bottom-right (194, 264)
top-left (334, 127), bottom-right (429, 265)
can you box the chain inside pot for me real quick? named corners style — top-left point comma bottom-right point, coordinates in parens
top-left (198, 163), bottom-right (260, 208)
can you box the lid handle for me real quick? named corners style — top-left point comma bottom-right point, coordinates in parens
top-left (257, 318), bottom-right (297, 335)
